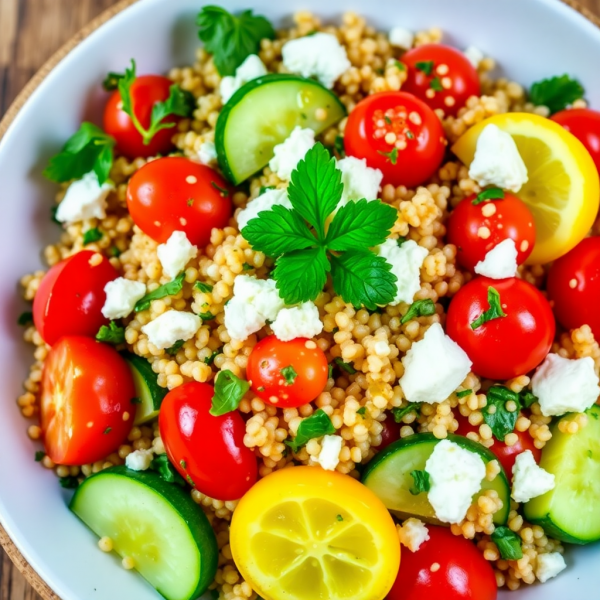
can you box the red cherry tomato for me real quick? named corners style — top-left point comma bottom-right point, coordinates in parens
top-left (159, 382), bottom-right (257, 501)
top-left (40, 336), bottom-right (135, 465)
top-left (127, 157), bottom-right (232, 246)
top-left (447, 192), bottom-right (536, 272)
top-left (547, 237), bottom-right (600, 341)
top-left (33, 250), bottom-right (119, 346)
top-left (388, 525), bottom-right (497, 600)
top-left (401, 44), bottom-right (481, 117)
top-left (374, 416), bottom-right (401, 451)
top-left (344, 91), bottom-right (446, 188)
top-left (552, 108), bottom-right (600, 173)
top-left (246, 336), bottom-right (328, 408)
top-left (103, 75), bottom-right (181, 159)
top-left (446, 277), bottom-right (555, 380)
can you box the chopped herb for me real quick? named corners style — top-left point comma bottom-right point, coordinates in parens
top-left (472, 187), bottom-right (505, 205)
top-left (491, 526), bottom-right (523, 560)
top-left (204, 347), bottom-right (222, 366)
top-left (180, 460), bottom-right (187, 470)
top-left (334, 134), bottom-right (346, 157)
top-left (401, 299), bottom-right (436, 325)
top-left (96, 321), bottom-right (125, 345)
top-left (409, 470), bottom-right (431, 495)
top-left (102, 71), bottom-right (124, 91)
top-left (394, 60), bottom-right (406, 71)
top-left (166, 339), bottom-right (185, 355)
top-left (194, 281), bottom-right (214, 293)
top-left (590, 409), bottom-right (599, 420)
top-left (131, 397), bottom-right (142, 404)
top-left (328, 364), bottom-right (334, 379)
top-left (17, 311), bottom-right (33, 326)
top-left (377, 147), bottom-right (399, 165)
top-left (529, 74), bottom-right (584, 114)
top-left (210, 370), bottom-right (250, 416)
top-left (104, 427), bottom-right (112, 434)
top-left (51, 205), bottom-right (61, 225)
top-left (150, 454), bottom-right (186, 487)
top-left (456, 389), bottom-right (473, 399)
top-left (242, 262), bottom-right (253, 270)
top-left (186, 474), bottom-right (196, 487)
top-left (135, 272), bottom-right (185, 312)
top-left (285, 409), bottom-right (336, 453)
top-left (483, 386), bottom-right (520, 441)
top-left (259, 185), bottom-right (276, 195)
top-left (257, 386), bottom-right (265, 392)
top-left (430, 77), bottom-right (444, 92)
top-left (109, 246), bottom-right (121, 257)
top-left (384, 115), bottom-right (392, 125)
top-left (187, 198), bottom-right (194, 207)
top-left (336, 514), bottom-right (344, 522)
top-left (396, 237), bottom-right (407, 247)
top-left (199, 311), bottom-right (215, 321)
top-left (281, 365), bottom-right (298, 385)
top-left (415, 60), bottom-right (434, 76)
top-left (332, 327), bottom-right (339, 333)
top-left (520, 390), bottom-right (538, 409)
top-left (470, 287), bottom-right (507, 330)
top-left (334, 357), bottom-right (357, 374)
top-left (59, 476), bottom-right (80, 489)
top-left (405, 130), bottom-right (415, 140)
top-left (34, 451), bottom-right (45, 462)
top-left (356, 407), bottom-right (367, 417)
top-left (83, 228), bottom-right (103, 245)
top-left (211, 181), bottom-right (230, 197)
top-left (392, 403), bottom-right (421, 423)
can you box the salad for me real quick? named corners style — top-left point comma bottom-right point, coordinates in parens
top-left (16, 5), bottom-right (600, 600)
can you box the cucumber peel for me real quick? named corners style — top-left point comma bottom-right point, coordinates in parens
top-left (122, 352), bottom-right (167, 425)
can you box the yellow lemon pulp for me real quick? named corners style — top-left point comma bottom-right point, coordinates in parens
top-left (452, 113), bottom-right (599, 264)
top-left (230, 466), bottom-right (400, 600)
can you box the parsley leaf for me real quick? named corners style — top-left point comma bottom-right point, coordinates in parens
top-left (483, 386), bottom-right (520, 441)
top-left (392, 403), bottom-right (420, 423)
top-left (166, 340), bottom-right (185, 355)
top-left (492, 526), bottom-right (523, 560)
top-left (334, 357), bottom-right (357, 374)
top-left (83, 227), bottom-right (103, 245)
top-left (150, 454), bottom-right (186, 487)
top-left (96, 321), bottom-right (125, 345)
top-left (102, 71), bottom-right (124, 91)
top-left (410, 470), bottom-right (431, 495)
top-left (210, 370), bottom-right (250, 416)
top-left (194, 281), bottom-right (214, 293)
top-left (530, 74), bottom-right (584, 114)
top-left (197, 6), bottom-right (275, 76)
top-left (273, 247), bottom-right (329, 305)
top-left (281, 366), bottom-right (298, 385)
top-left (17, 311), bottom-right (33, 326)
top-left (456, 389), bottom-right (473, 399)
top-left (135, 273), bottom-right (184, 312)
top-left (471, 287), bottom-right (507, 330)
top-left (472, 187), bottom-right (505, 205)
top-left (285, 409), bottom-right (336, 453)
top-left (415, 60), bottom-right (434, 76)
top-left (401, 299), bottom-right (436, 325)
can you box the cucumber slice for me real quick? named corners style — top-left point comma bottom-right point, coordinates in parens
top-left (361, 433), bottom-right (510, 525)
top-left (70, 466), bottom-right (218, 600)
top-left (524, 405), bottom-right (600, 544)
top-left (215, 74), bottom-right (347, 184)
top-left (122, 352), bottom-right (167, 425)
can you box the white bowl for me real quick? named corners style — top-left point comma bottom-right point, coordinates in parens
top-left (0, 0), bottom-right (599, 598)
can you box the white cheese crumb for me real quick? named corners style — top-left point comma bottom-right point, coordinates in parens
top-left (55, 172), bottom-right (114, 224)
top-left (474, 238), bottom-right (518, 279)
top-left (125, 449), bottom-right (154, 471)
top-left (535, 552), bottom-right (566, 583)
top-left (377, 239), bottom-right (428, 306)
top-left (316, 435), bottom-right (343, 471)
top-left (464, 45), bottom-right (485, 68)
top-left (271, 301), bottom-right (323, 342)
top-left (531, 353), bottom-right (600, 417)
top-left (282, 32), bottom-right (351, 89)
top-left (197, 140), bottom-right (217, 166)
top-left (469, 124), bottom-right (528, 193)
top-left (102, 277), bottom-right (146, 320)
top-left (269, 127), bottom-right (315, 181)
top-left (398, 518), bottom-right (430, 552)
top-left (237, 188), bottom-right (293, 231)
top-left (425, 440), bottom-right (486, 524)
top-left (511, 450), bottom-right (555, 503)
top-left (337, 156), bottom-right (384, 207)
top-left (400, 323), bottom-right (472, 404)
top-left (389, 27), bottom-right (414, 49)
top-left (157, 231), bottom-right (198, 280)
top-left (141, 310), bottom-right (201, 350)
top-left (219, 54), bottom-right (268, 103)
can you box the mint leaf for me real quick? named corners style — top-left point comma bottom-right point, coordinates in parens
top-left (150, 454), bottom-right (186, 487)
top-left (520, 390), bottom-right (537, 408)
top-left (281, 365), bottom-right (298, 385)
top-left (471, 287), bottom-right (507, 330)
top-left (357, 407), bottom-right (367, 416)
top-left (204, 347), bottom-right (222, 366)
top-left (492, 526), bottom-right (523, 560)
top-left (472, 187), bottom-right (505, 205)
top-left (96, 321), bottom-right (125, 345)
top-left (409, 470), bottom-right (430, 495)
top-left (415, 60), bottom-right (434, 76)
top-left (166, 339), bottom-right (185, 355)
top-left (401, 299), bottom-right (436, 325)
top-left (285, 409), bottom-right (336, 453)
top-left (210, 370), bottom-right (250, 416)
top-left (391, 403), bottom-right (420, 423)
top-left (530, 74), bottom-right (584, 114)
top-left (194, 281), bottom-right (213, 293)
top-left (135, 273), bottom-right (184, 312)
top-left (456, 389), bottom-right (473, 399)
top-left (377, 147), bottom-right (398, 165)
top-left (274, 247), bottom-right (329, 305)
top-left (83, 227), bottom-right (103, 245)
top-left (483, 385), bottom-right (521, 440)
top-left (334, 357), bottom-right (357, 374)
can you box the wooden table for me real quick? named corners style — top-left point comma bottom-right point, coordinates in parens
top-left (2, 0), bottom-right (600, 597)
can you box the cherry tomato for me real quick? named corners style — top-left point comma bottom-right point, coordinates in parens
top-left (127, 157), bottom-right (232, 246)
top-left (374, 416), bottom-right (401, 451)
top-left (388, 525), bottom-right (497, 600)
top-left (547, 237), bottom-right (600, 341)
top-left (552, 108), bottom-right (600, 174)
top-left (40, 336), bottom-right (135, 465)
top-left (33, 250), bottom-right (119, 346)
top-left (103, 75), bottom-right (181, 159)
top-left (246, 336), bottom-right (329, 408)
top-left (344, 91), bottom-right (446, 188)
top-left (401, 44), bottom-right (481, 117)
top-left (446, 277), bottom-right (555, 380)
top-left (447, 192), bottom-right (536, 272)
top-left (159, 382), bottom-right (257, 500)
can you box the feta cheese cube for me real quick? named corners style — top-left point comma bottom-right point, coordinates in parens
top-left (55, 172), bottom-right (114, 224)
top-left (535, 552), bottom-right (566, 583)
top-left (157, 231), bottom-right (198, 280)
top-left (269, 127), bottom-right (315, 181)
top-left (125, 448), bottom-right (154, 471)
top-left (197, 140), bottom-right (217, 165)
top-left (389, 27), bottom-right (414, 49)
top-left (400, 323), bottom-right (472, 404)
top-left (337, 156), bottom-right (384, 206)
top-left (511, 450), bottom-right (555, 503)
top-left (282, 32), bottom-right (351, 89)
top-left (237, 188), bottom-right (293, 231)
top-left (271, 301), bottom-right (323, 342)
top-left (141, 310), bottom-right (201, 350)
top-left (397, 518), bottom-right (430, 552)
top-left (474, 238), bottom-right (518, 279)
top-left (464, 45), bottom-right (485, 68)
top-left (531, 353), bottom-right (600, 417)
top-left (219, 54), bottom-right (268, 103)
top-left (469, 124), bottom-right (528, 193)
top-left (102, 277), bottom-right (146, 320)
top-left (425, 439), bottom-right (486, 524)
top-left (316, 435), bottom-right (343, 471)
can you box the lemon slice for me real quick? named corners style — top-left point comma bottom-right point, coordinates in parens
top-left (230, 466), bottom-right (400, 600)
top-left (452, 113), bottom-right (599, 264)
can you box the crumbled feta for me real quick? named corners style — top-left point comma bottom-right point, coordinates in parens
top-left (397, 518), bottom-right (430, 552)
top-left (102, 277), bottom-right (146, 320)
top-left (269, 127), bottom-right (315, 181)
top-left (141, 310), bottom-right (201, 350)
top-left (316, 435), bottom-right (343, 471)
top-left (271, 301), bottom-right (323, 342)
top-left (469, 124), bottom-right (528, 193)
top-left (55, 172), bottom-right (114, 224)
top-left (337, 156), bottom-right (384, 206)
top-left (237, 188), bottom-right (293, 231)
top-left (474, 238), bottom-right (518, 279)
top-left (125, 449), bottom-right (154, 471)
top-left (282, 32), bottom-right (351, 89)
top-left (389, 27), bottom-right (414, 49)
top-left (425, 440), bottom-right (486, 524)
top-left (531, 353), bottom-right (600, 417)
top-left (400, 323), bottom-right (472, 404)
top-left (535, 552), bottom-right (566, 583)
top-left (157, 231), bottom-right (198, 280)
top-left (464, 45), bottom-right (485, 68)
top-left (197, 140), bottom-right (217, 165)
top-left (511, 450), bottom-right (555, 503)
top-left (219, 54), bottom-right (268, 103)
top-left (377, 239), bottom-right (428, 306)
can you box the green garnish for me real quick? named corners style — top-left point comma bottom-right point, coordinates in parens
top-left (82, 227), bottom-right (103, 245)
top-left (281, 366), bottom-right (298, 386)
top-left (456, 389), bottom-right (473, 399)
top-left (17, 311), bottom-right (33, 326)
top-left (470, 287), bottom-right (507, 330)
top-left (102, 71), bottom-right (124, 91)
top-left (186, 475), bottom-right (196, 487)
top-left (50, 206), bottom-right (61, 225)
top-left (482, 386), bottom-right (521, 441)
top-left (391, 403), bottom-right (420, 423)
top-left (199, 311), bottom-right (215, 321)
top-left (34, 451), bottom-right (45, 462)
top-left (242, 262), bottom-right (253, 270)
top-left (259, 185), bottom-right (276, 195)
top-left (415, 60), bottom-right (434, 76)
top-left (180, 460), bottom-right (187, 470)
top-left (430, 77), bottom-right (444, 92)
top-left (394, 60), bottom-right (406, 71)
top-left (334, 357), bottom-right (357, 374)
top-left (209, 370), bottom-right (250, 416)
top-left (211, 181), bottom-right (230, 197)
top-left (285, 409), bottom-right (336, 453)
top-left (396, 237), bottom-right (407, 247)
top-left (150, 454), bottom-right (186, 487)
top-left (491, 526), bottom-right (523, 560)
top-left (472, 187), bottom-right (505, 205)
top-left (400, 299), bottom-right (436, 325)
top-left (409, 470), bottom-right (431, 495)
top-left (334, 134), bottom-right (346, 157)
top-left (104, 427), bottom-right (112, 435)
top-left (529, 74), bottom-right (584, 114)
top-left (95, 321), bottom-right (125, 345)
top-left (336, 514), bottom-right (344, 522)
top-left (204, 348), bottom-right (222, 366)
top-left (194, 281), bottom-right (214, 293)
top-left (356, 407), bottom-right (367, 417)
top-left (520, 390), bottom-right (538, 408)
top-left (135, 272), bottom-right (185, 312)
top-left (377, 147), bottom-right (399, 165)
top-left (59, 476), bottom-right (80, 489)
top-left (166, 340), bottom-right (185, 355)
top-left (109, 246), bottom-right (121, 257)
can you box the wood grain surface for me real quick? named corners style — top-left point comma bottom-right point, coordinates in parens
top-left (1, 0), bottom-right (600, 598)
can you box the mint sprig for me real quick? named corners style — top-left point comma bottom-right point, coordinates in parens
top-left (470, 287), bottom-right (507, 330)
top-left (530, 74), bottom-right (584, 114)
